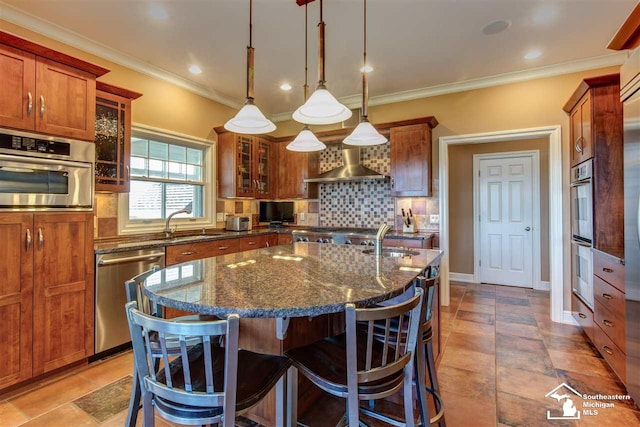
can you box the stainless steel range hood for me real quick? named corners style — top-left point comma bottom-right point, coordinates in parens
top-left (303, 146), bottom-right (388, 183)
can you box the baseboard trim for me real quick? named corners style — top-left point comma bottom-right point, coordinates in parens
top-left (535, 281), bottom-right (551, 291)
top-left (561, 310), bottom-right (579, 326)
top-left (449, 272), bottom-right (476, 283)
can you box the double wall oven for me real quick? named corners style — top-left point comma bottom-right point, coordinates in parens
top-left (570, 159), bottom-right (594, 308)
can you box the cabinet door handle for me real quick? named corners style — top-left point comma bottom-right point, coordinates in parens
top-left (38, 228), bottom-right (44, 248)
top-left (40, 96), bottom-right (45, 117)
top-left (602, 319), bottom-right (614, 328)
top-left (248, 241), bottom-right (257, 246)
top-left (218, 246), bottom-right (229, 250)
top-left (26, 229), bottom-right (32, 251)
top-left (602, 268), bottom-right (613, 273)
top-left (180, 251), bottom-right (196, 256)
top-left (266, 241), bottom-right (270, 247)
top-left (602, 345), bottom-right (613, 355)
top-left (578, 312), bottom-right (586, 319)
top-left (27, 92), bottom-right (33, 115)
top-left (126, 164), bottom-right (130, 178)
top-left (602, 293), bottom-right (612, 300)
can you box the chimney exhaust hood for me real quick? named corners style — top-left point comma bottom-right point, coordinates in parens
top-left (303, 146), bottom-right (388, 183)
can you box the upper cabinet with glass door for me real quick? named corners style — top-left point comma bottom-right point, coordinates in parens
top-left (94, 82), bottom-right (142, 192)
top-left (217, 131), bottom-right (276, 198)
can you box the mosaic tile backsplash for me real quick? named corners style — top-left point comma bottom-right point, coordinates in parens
top-left (319, 144), bottom-right (395, 228)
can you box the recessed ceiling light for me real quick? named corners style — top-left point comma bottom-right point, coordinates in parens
top-left (482, 20), bottom-right (511, 35)
top-left (524, 49), bottom-right (542, 60)
top-left (188, 65), bottom-right (202, 74)
top-left (280, 83), bottom-right (292, 91)
top-left (148, 4), bottom-right (168, 21)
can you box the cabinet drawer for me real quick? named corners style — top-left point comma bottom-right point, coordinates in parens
top-left (571, 293), bottom-right (594, 341)
top-left (166, 239), bottom-right (239, 265)
top-left (594, 300), bottom-right (626, 352)
top-left (593, 325), bottom-right (626, 383)
top-left (593, 275), bottom-right (625, 318)
top-left (383, 238), bottom-right (424, 249)
top-left (238, 235), bottom-right (267, 252)
top-left (593, 252), bottom-right (625, 292)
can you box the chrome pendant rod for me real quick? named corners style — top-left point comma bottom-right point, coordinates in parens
top-left (304, 0), bottom-right (309, 100)
top-left (361, 0), bottom-right (368, 119)
top-left (246, 0), bottom-right (254, 101)
top-left (317, 0), bottom-right (326, 87)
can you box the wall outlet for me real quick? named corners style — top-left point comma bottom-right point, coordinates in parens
top-left (216, 212), bottom-right (224, 222)
top-left (299, 213), bottom-right (306, 221)
top-left (430, 214), bottom-right (440, 224)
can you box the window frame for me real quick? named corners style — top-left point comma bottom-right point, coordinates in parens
top-left (118, 123), bottom-right (216, 235)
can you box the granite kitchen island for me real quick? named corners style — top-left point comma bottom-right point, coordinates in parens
top-left (140, 242), bottom-right (443, 426)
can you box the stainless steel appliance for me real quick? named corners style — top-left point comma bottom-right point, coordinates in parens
top-left (226, 216), bottom-right (250, 231)
top-left (292, 228), bottom-right (378, 246)
top-left (0, 128), bottom-right (94, 210)
top-left (621, 47), bottom-right (640, 404)
top-left (570, 159), bottom-right (594, 308)
top-left (570, 159), bottom-right (593, 244)
top-left (95, 249), bottom-right (165, 354)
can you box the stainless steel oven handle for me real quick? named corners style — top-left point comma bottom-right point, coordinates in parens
top-left (570, 179), bottom-right (591, 187)
top-left (97, 252), bottom-right (165, 266)
top-left (0, 153), bottom-right (92, 169)
top-left (572, 239), bottom-right (591, 248)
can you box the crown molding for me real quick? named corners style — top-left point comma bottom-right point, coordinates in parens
top-left (0, 2), bottom-right (243, 110)
top-left (271, 52), bottom-right (627, 123)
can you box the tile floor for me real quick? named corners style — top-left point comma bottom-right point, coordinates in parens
top-left (1, 282), bottom-right (639, 427)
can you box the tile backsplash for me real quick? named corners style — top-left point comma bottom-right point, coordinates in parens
top-left (319, 180), bottom-right (395, 228)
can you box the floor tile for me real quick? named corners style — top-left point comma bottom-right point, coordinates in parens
top-left (496, 347), bottom-right (556, 376)
top-left (495, 320), bottom-right (543, 340)
top-left (556, 369), bottom-right (638, 411)
top-left (495, 302), bottom-right (535, 315)
top-left (78, 353), bottom-right (132, 387)
top-left (496, 333), bottom-right (547, 353)
top-left (574, 406), bottom-right (640, 426)
top-left (496, 310), bottom-right (538, 326)
top-left (497, 391), bottom-right (575, 427)
top-left (0, 401), bottom-right (29, 426)
top-left (464, 289), bottom-right (496, 299)
top-left (456, 310), bottom-right (495, 325)
top-left (440, 390), bottom-right (497, 427)
top-left (19, 404), bottom-right (98, 427)
top-left (444, 331), bottom-right (496, 355)
top-left (543, 334), bottom-right (601, 358)
top-left (462, 294), bottom-right (497, 306)
top-left (547, 350), bottom-right (613, 378)
top-left (496, 296), bottom-right (530, 306)
top-left (440, 346), bottom-right (496, 374)
top-left (459, 301), bottom-right (495, 314)
top-left (496, 366), bottom-right (559, 403)
top-left (438, 365), bottom-right (496, 405)
top-left (537, 319), bottom-right (585, 340)
top-left (451, 319), bottom-right (495, 336)
top-left (9, 374), bottom-right (99, 419)
top-left (73, 377), bottom-right (132, 422)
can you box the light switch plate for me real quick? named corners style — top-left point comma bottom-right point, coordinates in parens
top-left (216, 212), bottom-right (224, 222)
top-left (300, 213), bottom-right (306, 221)
top-left (430, 214), bottom-right (440, 224)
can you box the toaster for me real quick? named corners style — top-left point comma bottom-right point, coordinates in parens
top-left (226, 216), bottom-right (250, 231)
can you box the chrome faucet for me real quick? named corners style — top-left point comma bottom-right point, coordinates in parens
top-left (164, 204), bottom-right (192, 238)
top-left (375, 223), bottom-right (392, 257)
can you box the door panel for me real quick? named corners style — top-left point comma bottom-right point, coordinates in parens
top-left (479, 156), bottom-right (534, 287)
top-left (0, 45), bottom-right (36, 130)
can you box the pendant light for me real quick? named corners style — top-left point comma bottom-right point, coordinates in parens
top-left (287, 0), bottom-right (326, 152)
top-left (224, 0), bottom-right (276, 134)
top-left (343, 0), bottom-right (387, 146)
top-left (292, 0), bottom-right (352, 125)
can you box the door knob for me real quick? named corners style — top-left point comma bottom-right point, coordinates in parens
top-left (525, 226), bottom-right (531, 231)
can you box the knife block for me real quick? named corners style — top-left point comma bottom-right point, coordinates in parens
top-left (402, 222), bottom-right (417, 233)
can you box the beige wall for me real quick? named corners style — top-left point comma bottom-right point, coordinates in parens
top-left (0, 20), bottom-right (235, 140)
top-left (449, 138), bottom-right (549, 281)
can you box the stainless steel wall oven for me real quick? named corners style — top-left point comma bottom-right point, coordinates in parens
top-left (571, 159), bottom-right (594, 308)
top-left (0, 128), bottom-right (94, 210)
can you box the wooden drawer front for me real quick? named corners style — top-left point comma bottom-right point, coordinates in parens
top-left (593, 325), bottom-right (626, 383)
top-left (277, 233), bottom-right (293, 245)
top-left (166, 239), bottom-right (239, 265)
top-left (572, 293), bottom-right (594, 341)
top-left (383, 238), bottom-right (424, 249)
top-left (594, 300), bottom-right (626, 352)
top-left (593, 252), bottom-right (625, 292)
top-left (238, 235), bottom-right (267, 252)
top-left (594, 275), bottom-right (625, 318)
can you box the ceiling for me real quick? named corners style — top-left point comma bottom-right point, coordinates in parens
top-left (1, 0), bottom-right (636, 121)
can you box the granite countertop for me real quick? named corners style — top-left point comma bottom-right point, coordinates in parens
top-left (142, 243), bottom-right (443, 318)
top-left (94, 227), bottom-right (436, 254)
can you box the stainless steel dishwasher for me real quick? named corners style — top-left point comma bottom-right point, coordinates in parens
top-left (95, 248), bottom-right (165, 355)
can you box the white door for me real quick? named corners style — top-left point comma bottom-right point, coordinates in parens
top-left (478, 156), bottom-right (534, 287)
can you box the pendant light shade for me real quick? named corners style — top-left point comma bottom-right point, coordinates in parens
top-left (287, 126), bottom-right (326, 152)
top-left (343, 119), bottom-right (387, 146)
top-left (224, 0), bottom-right (275, 134)
top-left (293, 86), bottom-right (352, 125)
top-left (292, 0), bottom-right (351, 126)
top-left (344, 0), bottom-right (386, 146)
top-left (225, 100), bottom-right (276, 134)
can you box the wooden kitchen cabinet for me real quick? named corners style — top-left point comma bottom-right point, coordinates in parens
top-left (0, 213), bottom-right (33, 389)
top-left (165, 239), bottom-right (240, 266)
top-left (217, 132), bottom-right (276, 199)
top-left (0, 32), bottom-right (109, 141)
top-left (276, 142), bottom-right (319, 199)
top-left (568, 93), bottom-right (593, 166)
top-left (389, 121), bottom-right (437, 197)
top-left (237, 234), bottom-right (269, 251)
top-left (0, 212), bottom-right (93, 388)
top-left (277, 233), bottom-right (293, 245)
top-left (572, 292), bottom-right (594, 341)
top-left (94, 82), bottom-right (142, 192)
